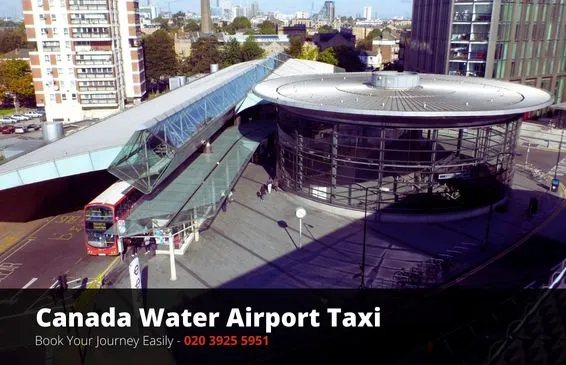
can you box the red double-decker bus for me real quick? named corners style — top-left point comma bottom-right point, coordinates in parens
top-left (83, 181), bottom-right (142, 256)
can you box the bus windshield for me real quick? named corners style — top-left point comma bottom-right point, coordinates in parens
top-left (85, 205), bottom-right (115, 248)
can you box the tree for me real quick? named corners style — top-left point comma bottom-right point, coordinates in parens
top-left (287, 35), bottom-right (304, 58)
top-left (184, 20), bottom-right (200, 32)
top-left (240, 37), bottom-right (264, 61)
top-left (0, 29), bottom-right (27, 54)
top-left (298, 43), bottom-right (318, 60)
top-left (316, 47), bottom-right (338, 66)
top-left (317, 25), bottom-right (335, 33)
top-left (171, 11), bottom-right (186, 29)
top-left (259, 20), bottom-right (276, 34)
top-left (231, 16), bottom-right (251, 31)
top-left (356, 38), bottom-right (373, 51)
top-left (182, 37), bottom-right (222, 74)
top-left (222, 38), bottom-right (242, 67)
top-left (334, 46), bottom-right (365, 72)
top-left (143, 29), bottom-right (178, 81)
top-left (365, 28), bottom-right (382, 40)
top-left (0, 60), bottom-right (35, 106)
top-left (153, 17), bottom-right (170, 30)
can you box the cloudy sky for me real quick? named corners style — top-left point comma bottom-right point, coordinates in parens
top-left (0, 0), bottom-right (412, 19)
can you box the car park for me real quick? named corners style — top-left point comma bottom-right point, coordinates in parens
top-left (1, 125), bottom-right (15, 134)
top-left (11, 114), bottom-right (30, 121)
top-left (14, 125), bottom-right (26, 134)
top-left (0, 117), bottom-right (16, 124)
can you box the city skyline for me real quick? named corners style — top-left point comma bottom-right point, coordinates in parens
top-left (0, 0), bottom-right (412, 19)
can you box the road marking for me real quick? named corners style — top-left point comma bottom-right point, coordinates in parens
top-left (442, 184), bottom-right (566, 289)
top-left (0, 217), bottom-right (57, 261)
top-left (0, 239), bottom-right (35, 266)
top-left (22, 277), bottom-right (37, 289)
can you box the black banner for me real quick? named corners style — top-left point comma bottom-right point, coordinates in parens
top-left (0, 289), bottom-right (565, 364)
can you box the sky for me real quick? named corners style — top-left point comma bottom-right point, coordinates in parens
top-left (0, 0), bottom-right (412, 19)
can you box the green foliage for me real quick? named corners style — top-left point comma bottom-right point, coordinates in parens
top-left (143, 29), bottom-right (178, 81)
top-left (356, 38), bottom-right (373, 51)
top-left (184, 20), bottom-right (200, 32)
top-left (334, 46), bottom-right (365, 72)
top-left (0, 60), bottom-right (34, 106)
top-left (181, 37), bottom-right (221, 74)
top-left (259, 20), bottom-right (276, 34)
top-left (153, 17), bottom-right (170, 31)
top-left (287, 35), bottom-right (304, 58)
top-left (222, 39), bottom-right (242, 67)
top-left (298, 43), bottom-right (318, 61)
top-left (233, 16), bottom-right (252, 30)
top-left (316, 47), bottom-right (338, 66)
top-left (0, 29), bottom-right (27, 54)
top-left (317, 25), bottom-right (336, 33)
top-left (240, 37), bottom-right (264, 62)
top-left (365, 28), bottom-right (382, 40)
top-left (171, 11), bottom-right (186, 28)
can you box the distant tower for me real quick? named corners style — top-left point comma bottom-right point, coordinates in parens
top-left (201, 0), bottom-right (213, 33)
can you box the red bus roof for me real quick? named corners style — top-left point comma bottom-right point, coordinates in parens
top-left (87, 181), bottom-right (133, 207)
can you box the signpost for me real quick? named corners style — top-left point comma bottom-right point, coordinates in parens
top-left (295, 207), bottom-right (306, 249)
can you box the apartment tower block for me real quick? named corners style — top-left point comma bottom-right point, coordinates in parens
top-left (407, 0), bottom-right (566, 103)
top-left (23, 0), bottom-right (147, 123)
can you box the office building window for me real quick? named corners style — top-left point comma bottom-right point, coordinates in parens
top-left (44, 55), bottom-right (49, 62)
top-left (72, 93), bottom-right (76, 100)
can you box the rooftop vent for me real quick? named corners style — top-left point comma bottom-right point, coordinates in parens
top-left (371, 71), bottom-right (420, 89)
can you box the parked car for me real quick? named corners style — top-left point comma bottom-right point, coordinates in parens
top-left (11, 114), bottom-right (30, 121)
top-left (24, 112), bottom-right (42, 118)
top-left (14, 125), bottom-right (26, 134)
top-left (0, 117), bottom-right (16, 124)
top-left (27, 123), bottom-right (40, 131)
top-left (1, 125), bottom-right (15, 134)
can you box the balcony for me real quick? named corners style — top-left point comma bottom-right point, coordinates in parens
top-left (453, 12), bottom-right (492, 23)
top-left (43, 47), bottom-right (61, 52)
top-left (76, 73), bottom-right (115, 79)
top-left (72, 32), bottom-right (112, 39)
top-left (75, 58), bottom-right (114, 66)
top-left (469, 52), bottom-right (487, 61)
top-left (80, 98), bottom-right (118, 106)
top-left (450, 53), bottom-right (469, 60)
top-left (470, 33), bottom-right (489, 41)
top-left (451, 33), bottom-right (470, 41)
top-left (69, 5), bottom-right (109, 11)
top-left (70, 19), bottom-right (109, 25)
top-left (78, 85), bottom-right (116, 92)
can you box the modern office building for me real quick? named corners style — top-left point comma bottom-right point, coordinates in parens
top-left (23, 0), bottom-right (146, 123)
top-left (407, 0), bottom-right (566, 103)
top-left (321, 1), bottom-right (336, 22)
top-left (253, 71), bottom-right (553, 214)
top-left (363, 6), bottom-right (373, 21)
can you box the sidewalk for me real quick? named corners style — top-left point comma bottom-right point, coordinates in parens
top-left (107, 163), bottom-right (564, 289)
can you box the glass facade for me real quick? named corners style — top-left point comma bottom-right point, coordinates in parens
top-left (277, 108), bottom-right (520, 213)
top-left (107, 53), bottom-right (288, 194)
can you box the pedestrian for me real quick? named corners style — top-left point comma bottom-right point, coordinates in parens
top-left (144, 236), bottom-right (152, 255)
top-left (273, 178), bottom-right (279, 192)
top-left (267, 177), bottom-right (273, 193)
top-left (118, 237), bottom-right (126, 262)
top-left (257, 191), bottom-right (263, 201)
top-left (130, 238), bottom-right (138, 256)
top-left (260, 184), bottom-right (266, 200)
top-left (222, 199), bottom-right (227, 212)
top-left (228, 189), bottom-right (234, 202)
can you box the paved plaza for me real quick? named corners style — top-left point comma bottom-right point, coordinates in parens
top-left (108, 162), bottom-right (564, 289)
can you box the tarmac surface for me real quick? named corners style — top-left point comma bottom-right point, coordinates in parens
top-left (106, 162), bottom-right (565, 289)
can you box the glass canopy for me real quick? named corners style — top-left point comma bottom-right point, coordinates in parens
top-left (108, 53), bottom-right (287, 194)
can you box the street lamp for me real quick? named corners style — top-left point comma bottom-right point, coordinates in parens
top-left (295, 207), bottom-right (306, 249)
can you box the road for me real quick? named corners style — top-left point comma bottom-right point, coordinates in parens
top-left (0, 210), bottom-right (115, 289)
top-left (515, 145), bottom-right (566, 180)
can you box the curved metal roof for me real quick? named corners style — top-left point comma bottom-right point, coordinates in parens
top-left (253, 72), bottom-right (555, 118)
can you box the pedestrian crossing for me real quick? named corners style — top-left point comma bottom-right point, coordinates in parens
top-left (547, 156), bottom-right (566, 176)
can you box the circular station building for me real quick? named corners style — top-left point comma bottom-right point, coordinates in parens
top-left (253, 71), bottom-right (554, 215)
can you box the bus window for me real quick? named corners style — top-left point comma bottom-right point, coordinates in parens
top-left (85, 206), bottom-right (115, 248)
